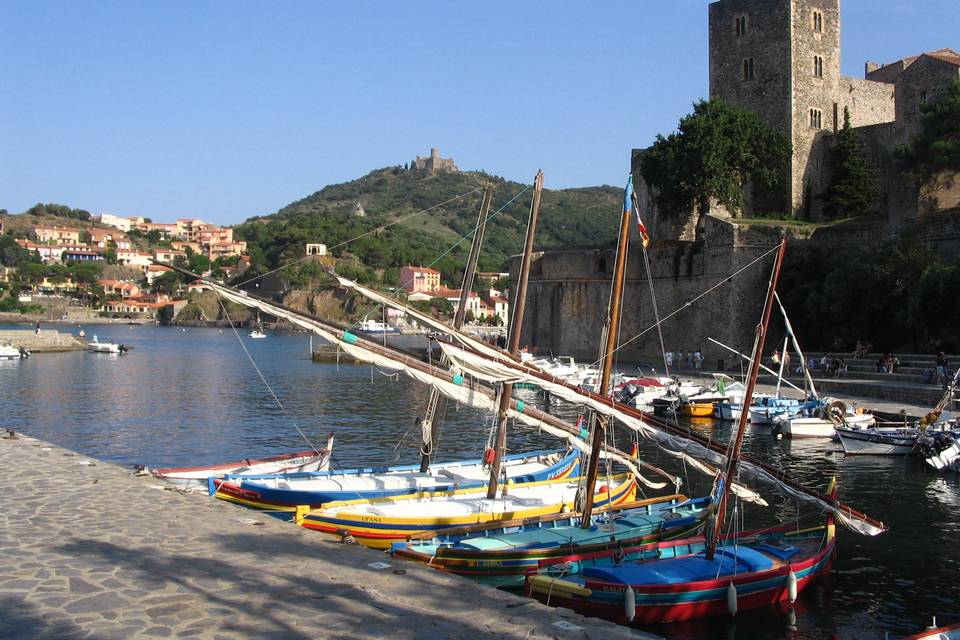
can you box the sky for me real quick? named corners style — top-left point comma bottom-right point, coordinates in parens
top-left (1, 1), bottom-right (957, 226)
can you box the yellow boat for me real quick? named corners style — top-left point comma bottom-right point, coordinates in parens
top-left (681, 402), bottom-right (716, 418)
top-left (294, 474), bottom-right (637, 549)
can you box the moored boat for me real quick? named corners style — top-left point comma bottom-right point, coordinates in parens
top-left (526, 519), bottom-right (835, 624)
top-left (294, 473), bottom-right (637, 549)
top-left (390, 494), bottom-right (709, 587)
top-left (150, 441), bottom-right (334, 490)
top-left (901, 618), bottom-right (960, 639)
top-left (89, 335), bottom-right (127, 353)
top-left (836, 425), bottom-right (919, 456)
top-left (212, 448), bottom-right (580, 514)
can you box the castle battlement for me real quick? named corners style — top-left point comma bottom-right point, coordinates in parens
top-left (411, 147), bottom-right (459, 174)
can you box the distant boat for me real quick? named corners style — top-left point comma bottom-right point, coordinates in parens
top-left (356, 319), bottom-right (401, 335)
top-left (249, 329), bottom-right (267, 339)
top-left (836, 425), bottom-right (919, 456)
top-left (0, 344), bottom-right (26, 360)
top-left (89, 335), bottom-right (126, 354)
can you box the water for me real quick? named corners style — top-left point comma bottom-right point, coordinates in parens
top-left (2, 324), bottom-right (958, 639)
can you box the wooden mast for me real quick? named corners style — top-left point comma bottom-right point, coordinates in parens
top-left (579, 176), bottom-right (634, 527)
top-left (419, 184), bottom-right (494, 472)
top-left (486, 170), bottom-right (544, 499)
top-left (706, 236), bottom-right (788, 560)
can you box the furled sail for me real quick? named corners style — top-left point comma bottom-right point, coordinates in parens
top-left (192, 275), bottom-right (673, 489)
top-left (432, 338), bottom-right (886, 536)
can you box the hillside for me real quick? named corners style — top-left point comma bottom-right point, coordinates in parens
top-left (235, 167), bottom-right (623, 285)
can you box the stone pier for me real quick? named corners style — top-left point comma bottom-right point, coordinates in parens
top-left (0, 329), bottom-right (87, 352)
top-left (0, 434), bottom-right (652, 640)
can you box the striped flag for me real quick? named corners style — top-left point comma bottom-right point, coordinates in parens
top-left (624, 176), bottom-right (650, 248)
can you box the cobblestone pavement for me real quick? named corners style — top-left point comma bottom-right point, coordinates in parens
top-left (0, 434), bottom-right (651, 640)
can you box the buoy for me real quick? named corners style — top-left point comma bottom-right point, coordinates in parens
top-left (624, 585), bottom-right (636, 622)
top-left (727, 582), bottom-right (738, 616)
top-left (786, 569), bottom-right (798, 603)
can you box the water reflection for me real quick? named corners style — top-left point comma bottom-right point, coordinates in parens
top-left (3, 324), bottom-right (958, 639)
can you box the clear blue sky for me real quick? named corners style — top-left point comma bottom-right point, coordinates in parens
top-left (1, 1), bottom-right (956, 225)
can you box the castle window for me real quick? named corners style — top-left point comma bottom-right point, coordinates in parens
top-left (813, 11), bottom-right (823, 33)
top-left (735, 15), bottom-right (747, 37)
top-left (742, 58), bottom-right (754, 81)
top-left (814, 56), bottom-right (823, 78)
top-left (809, 108), bottom-right (822, 129)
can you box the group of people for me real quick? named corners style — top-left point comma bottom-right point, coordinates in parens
top-left (819, 354), bottom-right (848, 377)
top-left (876, 353), bottom-right (900, 374)
top-left (664, 349), bottom-right (704, 371)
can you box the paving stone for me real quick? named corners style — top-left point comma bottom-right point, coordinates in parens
top-left (63, 592), bottom-right (130, 615)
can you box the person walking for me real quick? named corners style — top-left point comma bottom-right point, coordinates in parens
top-left (936, 352), bottom-right (948, 388)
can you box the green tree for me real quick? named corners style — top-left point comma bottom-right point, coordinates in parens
top-left (897, 80), bottom-right (960, 184)
top-left (0, 235), bottom-right (34, 267)
top-left (641, 99), bottom-right (791, 228)
top-left (820, 107), bottom-right (879, 219)
top-left (154, 271), bottom-right (184, 295)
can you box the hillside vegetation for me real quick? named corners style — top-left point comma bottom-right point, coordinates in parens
top-left (235, 167), bottom-right (623, 286)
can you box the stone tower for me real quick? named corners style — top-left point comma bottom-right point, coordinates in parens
top-left (709, 0), bottom-right (894, 218)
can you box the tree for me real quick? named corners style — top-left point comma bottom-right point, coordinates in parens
top-left (820, 107), bottom-right (879, 219)
top-left (154, 271), bottom-right (184, 295)
top-left (641, 99), bottom-right (791, 229)
top-left (897, 80), bottom-right (960, 184)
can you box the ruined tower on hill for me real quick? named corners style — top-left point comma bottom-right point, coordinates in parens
top-left (411, 148), bottom-right (459, 174)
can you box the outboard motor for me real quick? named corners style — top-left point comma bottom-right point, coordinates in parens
top-left (19, 346), bottom-right (30, 359)
top-left (119, 344), bottom-right (129, 354)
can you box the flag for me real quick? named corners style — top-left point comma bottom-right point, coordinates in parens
top-left (624, 176), bottom-right (650, 248)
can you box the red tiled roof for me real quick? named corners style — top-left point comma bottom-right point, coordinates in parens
top-left (924, 48), bottom-right (960, 65)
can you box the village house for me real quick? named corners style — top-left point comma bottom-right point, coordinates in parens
top-left (480, 291), bottom-right (509, 325)
top-left (171, 241), bottom-right (202, 253)
top-left (98, 279), bottom-right (141, 298)
top-left (154, 249), bottom-right (187, 264)
top-left (61, 249), bottom-right (103, 262)
top-left (86, 228), bottom-right (131, 250)
top-left (399, 265), bottom-right (441, 294)
top-left (144, 264), bottom-right (173, 285)
top-left (434, 287), bottom-right (484, 319)
top-left (34, 277), bottom-right (78, 295)
top-left (116, 249), bottom-right (153, 268)
top-left (98, 214), bottom-right (144, 232)
top-left (33, 226), bottom-right (82, 244)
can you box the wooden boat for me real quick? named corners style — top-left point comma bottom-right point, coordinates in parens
top-left (836, 425), bottom-right (919, 456)
top-left (294, 473), bottom-right (637, 549)
top-left (390, 494), bottom-right (709, 587)
top-left (151, 443), bottom-right (333, 490)
top-left (681, 401), bottom-right (716, 418)
top-left (526, 519), bottom-right (835, 623)
top-left (211, 448), bottom-right (579, 514)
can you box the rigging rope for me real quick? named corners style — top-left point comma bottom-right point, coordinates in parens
top-left (213, 289), bottom-right (322, 455)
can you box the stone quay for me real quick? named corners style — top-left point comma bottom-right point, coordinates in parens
top-left (0, 433), bottom-right (656, 640)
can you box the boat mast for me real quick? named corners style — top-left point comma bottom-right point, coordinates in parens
top-left (579, 177), bottom-right (634, 528)
top-left (774, 293), bottom-right (818, 399)
top-left (706, 237), bottom-right (788, 560)
top-left (419, 184), bottom-right (494, 472)
top-left (486, 170), bottom-right (544, 499)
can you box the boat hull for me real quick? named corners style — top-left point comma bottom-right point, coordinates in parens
top-left (212, 448), bottom-right (579, 514)
top-left (296, 474), bottom-right (637, 549)
top-left (681, 402), bottom-right (715, 418)
top-left (836, 427), bottom-right (918, 456)
top-left (151, 449), bottom-right (332, 489)
top-left (390, 495), bottom-right (709, 587)
top-left (527, 526), bottom-right (834, 624)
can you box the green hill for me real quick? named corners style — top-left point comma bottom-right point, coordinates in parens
top-left (235, 167), bottom-right (623, 286)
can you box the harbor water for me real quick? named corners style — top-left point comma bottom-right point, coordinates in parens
top-left (2, 324), bottom-right (957, 639)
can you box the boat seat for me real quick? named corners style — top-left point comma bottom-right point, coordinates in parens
top-left (751, 542), bottom-right (802, 562)
top-left (583, 544), bottom-right (773, 585)
top-left (713, 546), bottom-right (774, 572)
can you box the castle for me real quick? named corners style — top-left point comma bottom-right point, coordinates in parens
top-left (705, 0), bottom-right (959, 221)
top-left (411, 148), bottom-right (459, 174)
top-left (515, 1), bottom-right (959, 361)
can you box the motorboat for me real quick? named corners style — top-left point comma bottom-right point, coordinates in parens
top-left (773, 399), bottom-right (875, 438)
top-left (356, 319), bottom-right (402, 335)
top-left (836, 425), bottom-right (919, 455)
top-left (748, 394), bottom-right (804, 425)
top-left (89, 335), bottom-right (126, 354)
top-left (0, 344), bottom-right (28, 360)
top-left (249, 329), bottom-right (267, 339)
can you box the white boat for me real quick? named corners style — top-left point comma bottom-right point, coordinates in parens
top-left (249, 329), bottom-right (267, 339)
top-left (150, 442), bottom-right (334, 490)
top-left (775, 399), bottom-right (875, 438)
top-left (747, 394), bottom-right (803, 425)
top-left (356, 319), bottom-right (402, 335)
top-left (0, 344), bottom-right (26, 360)
top-left (836, 425), bottom-right (919, 455)
top-left (89, 335), bottom-right (125, 354)
top-left (713, 401), bottom-right (743, 421)
top-left (901, 617), bottom-right (960, 639)
top-left (918, 427), bottom-right (960, 472)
